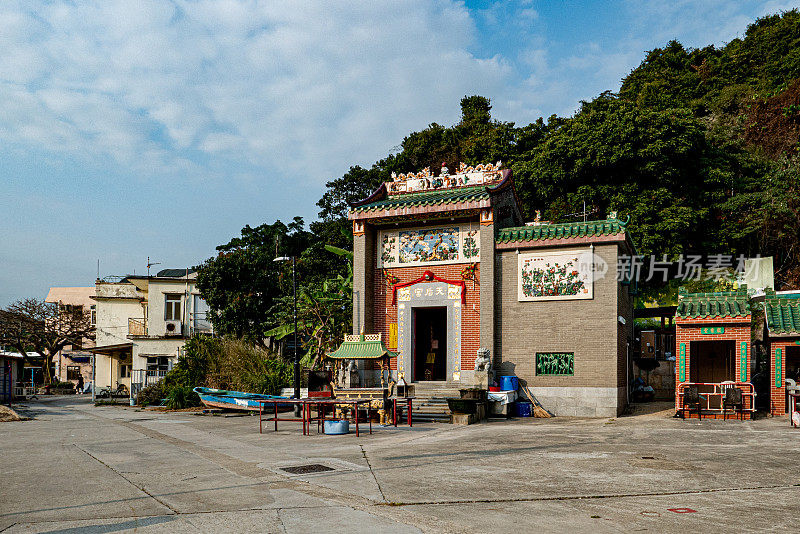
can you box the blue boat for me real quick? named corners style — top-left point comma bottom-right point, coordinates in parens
top-left (193, 387), bottom-right (292, 411)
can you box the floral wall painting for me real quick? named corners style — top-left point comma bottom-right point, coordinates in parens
top-left (381, 234), bottom-right (396, 264)
top-left (399, 227), bottom-right (459, 263)
top-left (518, 249), bottom-right (593, 301)
top-left (463, 229), bottom-right (479, 259)
top-left (378, 224), bottom-right (480, 268)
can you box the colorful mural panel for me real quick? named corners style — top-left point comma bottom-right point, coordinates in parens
top-left (517, 249), bottom-right (594, 301)
top-left (399, 227), bottom-right (459, 264)
top-left (379, 225), bottom-right (480, 268)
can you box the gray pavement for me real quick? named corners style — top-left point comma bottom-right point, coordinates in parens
top-left (1, 397), bottom-right (798, 533)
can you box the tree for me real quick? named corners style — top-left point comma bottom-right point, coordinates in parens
top-left (511, 93), bottom-right (747, 258)
top-left (265, 245), bottom-right (353, 369)
top-left (195, 219), bottom-right (313, 344)
top-left (0, 298), bottom-right (94, 385)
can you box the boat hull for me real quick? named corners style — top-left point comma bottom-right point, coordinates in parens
top-left (193, 387), bottom-right (292, 412)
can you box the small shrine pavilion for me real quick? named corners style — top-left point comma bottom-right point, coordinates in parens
top-left (765, 290), bottom-right (800, 415)
top-left (674, 288), bottom-right (755, 418)
top-left (348, 163), bottom-right (636, 417)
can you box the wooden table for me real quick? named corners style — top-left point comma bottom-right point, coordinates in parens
top-left (257, 398), bottom-right (310, 435)
top-left (389, 396), bottom-right (414, 427)
top-left (305, 398), bottom-right (374, 437)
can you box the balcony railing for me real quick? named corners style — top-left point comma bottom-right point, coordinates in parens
top-left (128, 318), bottom-right (147, 336)
top-left (130, 369), bottom-right (169, 403)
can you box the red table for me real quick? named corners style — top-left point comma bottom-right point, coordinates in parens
top-left (389, 396), bottom-right (414, 427)
top-left (305, 398), bottom-right (374, 437)
top-left (257, 398), bottom-right (310, 435)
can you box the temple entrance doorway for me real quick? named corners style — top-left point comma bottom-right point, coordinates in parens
top-left (413, 307), bottom-right (447, 381)
top-left (690, 340), bottom-right (735, 410)
top-left (689, 340), bottom-right (736, 384)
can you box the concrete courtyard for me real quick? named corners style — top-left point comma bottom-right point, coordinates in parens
top-left (1, 396), bottom-right (799, 533)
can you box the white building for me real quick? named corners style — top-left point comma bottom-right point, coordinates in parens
top-left (90, 268), bottom-right (211, 401)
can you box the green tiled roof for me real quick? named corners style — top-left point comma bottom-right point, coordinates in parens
top-left (351, 186), bottom-right (489, 212)
top-left (326, 336), bottom-right (398, 360)
top-left (676, 289), bottom-right (751, 319)
top-left (765, 294), bottom-right (800, 335)
top-left (496, 218), bottom-right (627, 244)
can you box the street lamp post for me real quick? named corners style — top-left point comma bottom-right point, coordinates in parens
top-left (274, 256), bottom-right (300, 408)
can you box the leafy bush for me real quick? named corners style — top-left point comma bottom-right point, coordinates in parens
top-left (206, 338), bottom-right (293, 395)
top-left (165, 386), bottom-right (201, 410)
top-left (164, 335), bottom-right (222, 390)
top-left (137, 381), bottom-right (166, 407)
top-left (143, 335), bottom-right (292, 409)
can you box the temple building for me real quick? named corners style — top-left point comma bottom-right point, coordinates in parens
top-left (673, 288), bottom-right (755, 418)
top-left (765, 289), bottom-right (800, 415)
top-left (348, 163), bottom-right (635, 417)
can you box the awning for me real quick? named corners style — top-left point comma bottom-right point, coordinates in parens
top-left (326, 334), bottom-right (398, 360)
top-left (88, 343), bottom-right (133, 355)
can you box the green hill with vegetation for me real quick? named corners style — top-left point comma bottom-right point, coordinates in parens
top-left (316, 9), bottom-right (800, 290)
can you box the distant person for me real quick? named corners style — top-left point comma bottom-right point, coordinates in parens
top-left (76, 374), bottom-right (84, 394)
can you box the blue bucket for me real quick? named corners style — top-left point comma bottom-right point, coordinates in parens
top-left (324, 420), bottom-right (350, 435)
top-left (499, 375), bottom-right (519, 391)
top-left (515, 401), bottom-right (532, 417)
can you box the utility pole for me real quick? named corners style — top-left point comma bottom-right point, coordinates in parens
top-left (274, 255), bottom-right (301, 412)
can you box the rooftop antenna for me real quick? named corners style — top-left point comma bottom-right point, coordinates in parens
top-left (96, 259), bottom-right (100, 281)
top-left (147, 256), bottom-right (161, 278)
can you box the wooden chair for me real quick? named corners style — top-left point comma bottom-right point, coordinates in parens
top-left (682, 386), bottom-right (702, 420)
top-left (723, 387), bottom-right (744, 420)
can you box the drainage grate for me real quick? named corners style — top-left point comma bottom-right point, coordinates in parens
top-left (280, 464), bottom-right (335, 475)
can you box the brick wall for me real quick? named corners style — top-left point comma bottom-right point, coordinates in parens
top-left (674, 317), bottom-right (752, 412)
top-left (770, 339), bottom-right (800, 415)
top-left (494, 243), bottom-right (622, 389)
top-left (373, 263), bottom-right (481, 371)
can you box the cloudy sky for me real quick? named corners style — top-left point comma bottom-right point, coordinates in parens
top-left (1, 0), bottom-right (797, 305)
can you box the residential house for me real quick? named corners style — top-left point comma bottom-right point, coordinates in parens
top-left (0, 349), bottom-right (24, 402)
top-left (45, 286), bottom-right (96, 390)
top-left (90, 268), bottom-right (211, 401)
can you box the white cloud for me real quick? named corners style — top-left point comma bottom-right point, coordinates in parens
top-left (0, 0), bottom-right (513, 186)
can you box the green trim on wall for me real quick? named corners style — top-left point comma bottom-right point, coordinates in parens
top-left (740, 342), bottom-right (748, 382)
top-left (679, 343), bottom-right (686, 382)
top-left (776, 348), bottom-right (783, 388)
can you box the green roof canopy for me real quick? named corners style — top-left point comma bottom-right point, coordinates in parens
top-left (496, 218), bottom-right (628, 244)
top-left (676, 288), bottom-right (751, 319)
top-left (765, 292), bottom-right (800, 335)
top-left (351, 185), bottom-right (489, 213)
top-left (326, 334), bottom-right (398, 360)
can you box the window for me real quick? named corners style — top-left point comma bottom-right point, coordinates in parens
top-left (193, 295), bottom-right (212, 332)
top-left (120, 365), bottom-right (131, 378)
top-left (66, 366), bottom-right (81, 380)
top-left (164, 294), bottom-right (181, 321)
top-left (535, 352), bottom-right (574, 376)
top-left (146, 356), bottom-right (170, 375)
top-left (90, 305), bottom-right (96, 326)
